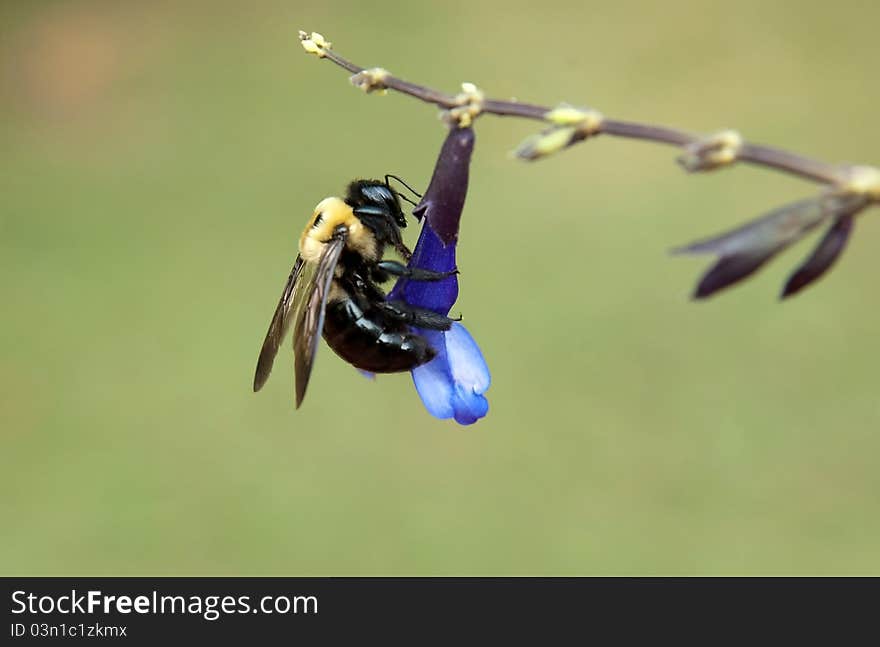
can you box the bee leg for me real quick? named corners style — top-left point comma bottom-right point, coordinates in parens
top-left (376, 260), bottom-right (458, 282)
top-left (379, 300), bottom-right (457, 331)
top-left (392, 241), bottom-right (413, 263)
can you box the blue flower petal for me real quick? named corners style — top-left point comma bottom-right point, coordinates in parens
top-left (444, 322), bottom-right (490, 393)
top-left (451, 382), bottom-right (489, 425)
top-left (411, 324), bottom-right (490, 425)
top-left (411, 330), bottom-right (455, 419)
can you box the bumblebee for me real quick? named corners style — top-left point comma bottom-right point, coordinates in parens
top-left (254, 178), bottom-right (458, 407)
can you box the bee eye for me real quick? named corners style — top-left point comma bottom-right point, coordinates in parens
top-left (312, 213), bottom-right (324, 228)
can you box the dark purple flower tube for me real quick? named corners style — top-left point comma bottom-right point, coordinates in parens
top-left (389, 126), bottom-right (490, 425)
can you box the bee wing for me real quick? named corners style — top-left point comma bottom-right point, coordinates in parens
top-left (293, 232), bottom-right (347, 408)
top-left (253, 255), bottom-right (306, 392)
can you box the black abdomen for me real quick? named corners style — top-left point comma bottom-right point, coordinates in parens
top-left (322, 294), bottom-right (436, 373)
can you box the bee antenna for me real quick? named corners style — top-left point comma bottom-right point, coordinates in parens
top-left (384, 174), bottom-right (423, 201)
top-left (396, 193), bottom-right (419, 208)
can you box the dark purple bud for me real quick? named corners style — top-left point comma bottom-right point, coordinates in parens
top-left (781, 214), bottom-right (854, 299)
top-left (412, 126), bottom-right (475, 246)
top-left (693, 252), bottom-right (776, 299)
top-left (674, 193), bottom-right (867, 300)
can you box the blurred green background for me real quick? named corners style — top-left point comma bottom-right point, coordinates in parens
top-left (2, 0), bottom-right (879, 575)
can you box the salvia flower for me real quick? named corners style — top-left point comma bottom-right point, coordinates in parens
top-left (673, 192), bottom-right (870, 299)
top-left (388, 126), bottom-right (490, 425)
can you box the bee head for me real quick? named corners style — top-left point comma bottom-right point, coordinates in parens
top-left (345, 179), bottom-right (407, 230)
top-left (297, 179), bottom-right (412, 264)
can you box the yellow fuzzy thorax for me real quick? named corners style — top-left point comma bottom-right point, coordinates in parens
top-left (298, 196), bottom-right (378, 263)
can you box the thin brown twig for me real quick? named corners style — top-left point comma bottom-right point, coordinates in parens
top-left (302, 31), bottom-right (852, 186)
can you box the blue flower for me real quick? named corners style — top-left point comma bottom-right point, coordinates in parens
top-left (388, 126), bottom-right (491, 425)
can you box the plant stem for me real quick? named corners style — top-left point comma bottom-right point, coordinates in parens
top-left (309, 34), bottom-right (848, 186)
